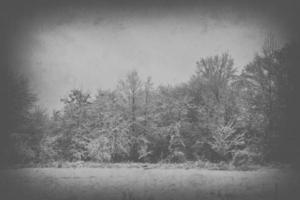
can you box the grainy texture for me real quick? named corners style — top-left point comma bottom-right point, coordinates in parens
top-left (0, 168), bottom-right (299, 200)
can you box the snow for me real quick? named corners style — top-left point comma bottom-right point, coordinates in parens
top-left (0, 168), bottom-right (299, 200)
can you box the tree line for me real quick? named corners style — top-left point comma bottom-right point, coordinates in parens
top-left (1, 39), bottom-right (299, 167)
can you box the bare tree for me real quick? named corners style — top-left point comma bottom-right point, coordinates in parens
top-left (118, 70), bottom-right (143, 134)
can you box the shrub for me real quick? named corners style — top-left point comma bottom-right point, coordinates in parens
top-left (191, 141), bottom-right (223, 162)
top-left (195, 160), bottom-right (231, 170)
top-left (169, 151), bottom-right (186, 163)
top-left (39, 135), bottom-right (59, 162)
top-left (87, 135), bottom-right (112, 162)
top-left (232, 150), bottom-right (249, 166)
top-left (209, 120), bottom-right (246, 161)
top-left (231, 149), bottom-right (262, 167)
top-left (11, 133), bottom-right (36, 163)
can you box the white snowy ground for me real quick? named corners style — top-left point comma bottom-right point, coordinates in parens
top-left (0, 167), bottom-right (299, 200)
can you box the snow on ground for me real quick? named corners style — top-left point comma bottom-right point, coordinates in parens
top-left (0, 167), bottom-right (299, 200)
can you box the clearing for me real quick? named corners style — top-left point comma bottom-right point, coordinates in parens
top-left (0, 167), bottom-right (299, 200)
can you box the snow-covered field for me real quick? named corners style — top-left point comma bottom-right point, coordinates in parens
top-left (0, 167), bottom-right (299, 200)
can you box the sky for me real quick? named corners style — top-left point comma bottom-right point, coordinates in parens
top-left (12, 4), bottom-right (287, 112)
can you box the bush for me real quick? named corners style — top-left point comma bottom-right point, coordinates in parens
top-left (11, 133), bottom-right (36, 163)
top-left (195, 160), bottom-right (231, 170)
top-left (232, 151), bottom-right (249, 166)
top-left (231, 150), bottom-right (262, 167)
top-left (191, 141), bottom-right (223, 162)
top-left (169, 151), bottom-right (186, 163)
top-left (87, 136), bottom-right (112, 162)
top-left (209, 121), bottom-right (246, 162)
top-left (39, 135), bottom-right (59, 162)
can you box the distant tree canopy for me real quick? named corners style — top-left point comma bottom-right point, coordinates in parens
top-left (0, 68), bottom-right (38, 164)
top-left (2, 40), bottom-right (299, 166)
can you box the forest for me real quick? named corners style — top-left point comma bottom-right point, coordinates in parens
top-left (1, 38), bottom-right (299, 168)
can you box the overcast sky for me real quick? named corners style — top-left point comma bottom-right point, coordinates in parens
top-left (13, 5), bottom-right (286, 112)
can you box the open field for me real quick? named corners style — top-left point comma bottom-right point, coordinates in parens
top-left (0, 167), bottom-right (300, 200)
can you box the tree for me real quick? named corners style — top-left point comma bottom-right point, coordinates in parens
top-left (118, 70), bottom-right (143, 134)
top-left (239, 36), bottom-right (297, 161)
top-left (143, 77), bottom-right (153, 127)
top-left (186, 53), bottom-right (243, 161)
top-left (88, 89), bottom-right (131, 162)
top-left (194, 53), bottom-right (236, 103)
top-left (118, 70), bottom-right (145, 161)
top-left (12, 106), bottom-right (49, 163)
top-left (8, 40), bottom-right (296, 165)
top-left (0, 70), bottom-right (37, 165)
top-left (55, 89), bottom-right (92, 161)
top-left (188, 53), bottom-right (238, 132)
top-left (269, 42), bottom-right (299, 162)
